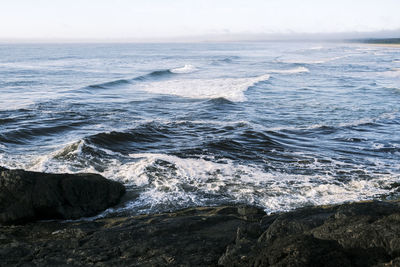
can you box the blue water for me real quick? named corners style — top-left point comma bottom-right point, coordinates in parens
top-left (1, 42), bottom-right (399, 215)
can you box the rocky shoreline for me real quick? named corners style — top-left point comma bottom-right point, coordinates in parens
top-left (1, 168), bottom-right (400, 266)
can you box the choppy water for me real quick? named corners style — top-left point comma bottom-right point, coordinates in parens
top-left (1, 42), bottom-right (399, 215)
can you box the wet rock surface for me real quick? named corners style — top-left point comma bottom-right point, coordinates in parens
top-left (1, 200), bottom-right (400, 266)
top-left (0, 167), bottom-right (125, 224)
top-left (0, 205), bottom-right (263, 266)
top-left (219, 201), bottom-right (400, 267)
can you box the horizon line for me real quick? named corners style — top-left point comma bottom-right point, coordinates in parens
top-left (0, 30), bottom-right (399, 44)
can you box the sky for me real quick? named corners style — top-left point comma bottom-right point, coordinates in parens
top-left (0, 0), bottom-right (399, 41)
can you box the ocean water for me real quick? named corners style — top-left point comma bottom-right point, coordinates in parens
top-left (0, 42), bottom-right (399, 216)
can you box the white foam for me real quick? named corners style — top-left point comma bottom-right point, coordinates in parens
top-left (278, 56), bottom-right (346, 64)
top-left (268, 67), bottom-right (309, 74)
top-left (27, 140), bottom-right (95, 173)
top-left (2, 145), bottom-right (399, 215)
top-left (373, 143), bottom-right (385, 150)
top-left (380, 68), bottom-right (400, 77)
top-left (116, 153), bottom-right (399, 214)
top-left (355, 47), bottom-right (376, 51)
top-left (280, 59), bottom-right (325, 64)
top-left (309, 46), bottom-right (324, 50)
top-left (139, 74), bottom-right (270, 102)
top-left (170, 64), bottom-right (197, 74)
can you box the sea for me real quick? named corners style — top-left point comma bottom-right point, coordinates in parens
top-left (0, 42), bottom-right (399, 216)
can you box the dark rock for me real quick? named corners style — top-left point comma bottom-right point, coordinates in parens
top-left (0, 167), bottom-right (125, 224)
top-left (220, 200), bottom-right (400, 267)
top-left (257, 205), bottom-right (335, 243)
top-left (237, 205), bottom-right (265, 221)
top-left (1, 189), bottom-right (400, 266)
top-left (252, 234), bottom-right (351, 267)
top-left (0, 205), bottom-right (260, 266)
top-left (237, 205), bottom-right (264, 216)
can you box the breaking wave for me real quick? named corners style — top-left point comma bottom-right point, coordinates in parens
top-left (139, 74), bottom-right (271, 102)
top-left (170, 64), bottom-right (197, 74)
top-left (267, 67), bottom-right (309, 74)
top-left (3, 141), bottom-right (398, 215)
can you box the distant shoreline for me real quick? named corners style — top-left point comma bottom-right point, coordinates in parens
top-left (351, 38), bottom-right (400, 47)
top-left (369, 43), bottom-right (400, 48)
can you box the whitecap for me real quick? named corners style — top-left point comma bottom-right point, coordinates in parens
top-left (279, 59), bottom-right (326, 64)
top-left (309, 46), bottom-right (324, 50)
top-left (170, 64), bottom-right (197, 74)
top-left (277, 56), bottom-right (346, 64)
top-left (139, 74), bottom-right (270, 102)
top-left (379, 68), bottom-right (400, 77)
top-left (267, 67), bottom-right (309, 74)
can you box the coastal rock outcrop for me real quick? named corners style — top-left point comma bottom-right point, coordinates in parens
top-left (0, 167), bottom-right (399, 266)
top-left (1, 201), bottom-right (400, 266)
top-left (0, 167), bottom-right (125, 224)
top-left (0, 205), bottom-right (264, 266)
top-left (219, 201), bottom-right (400, 266)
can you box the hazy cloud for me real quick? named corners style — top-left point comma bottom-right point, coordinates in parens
top-left (0, 0), bottom-right (399, 41)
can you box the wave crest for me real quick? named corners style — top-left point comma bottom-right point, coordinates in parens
top-left (86, 79), bottom-right (131, 89)
top-left (277, 56), bottom-right (346, 64)
top-left (170, 64), bottom-right (197, 74)
top-left (268, 67), bottom-right (309, 74)
top-left (139, 74), bottom-right (270, 102)
top-left (83, 65), bottom-right (197, 90)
